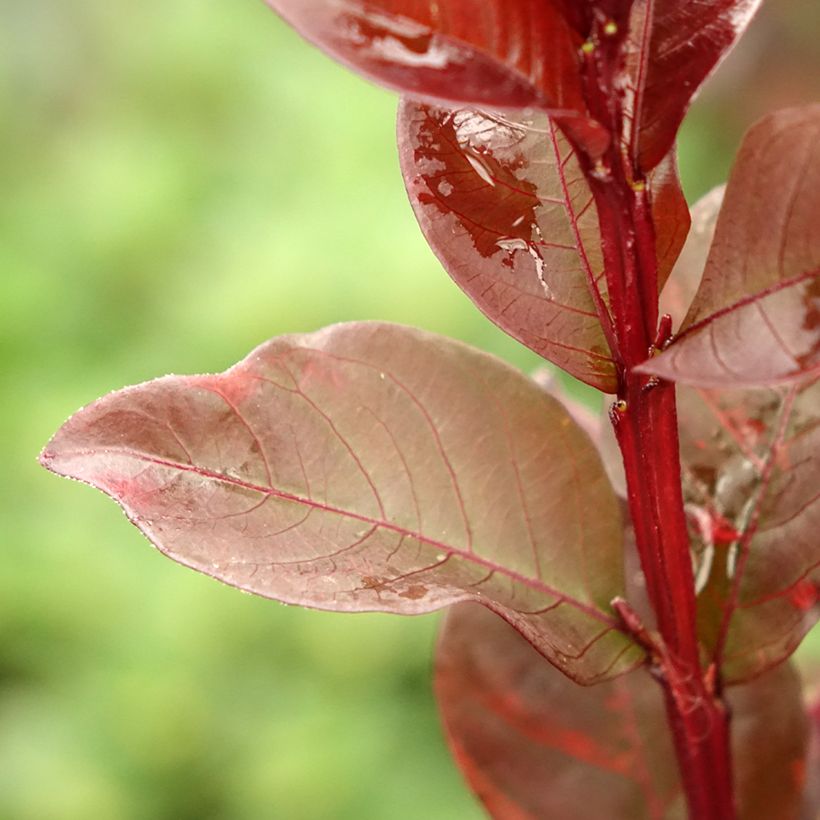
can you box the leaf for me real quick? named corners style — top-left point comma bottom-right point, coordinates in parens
top-left (41, 322), bottom-right (641, 684)
top-left (627, 0), bottom-right (763, 171)
top-left (436, 602), bottom-right (809, 820)
top-left (265, 0), bottom-right (609, 154)
top-left (641, 106), bottom-right (820, 387)
top-left (658, 184), bottom-right (725, 328)
top-left (677, 379), bottom-right (820, 683)
top-left (398, 101), bottom-right (616, 391)
top-left (649, 151), bottom-right (691, 291)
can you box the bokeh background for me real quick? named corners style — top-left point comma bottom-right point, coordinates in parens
top-left (2, 2), bottom-right (819, 818)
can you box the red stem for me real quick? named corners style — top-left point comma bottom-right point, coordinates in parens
top-left (573, 25), bottom-right (736, 812)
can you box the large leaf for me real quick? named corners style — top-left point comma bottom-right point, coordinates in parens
top-left (398, 102), bottom-right (689, 391)
top-left (264, 0), bottom-right (608, 153)
top-left (437, 603), bottom-right (809, 820)
top-left (642, 106), bottom-right (820, 387)
top-left (41, 322), bottom-right (641, 684)
top-left (678, 379), bottom-right (820, 683)
top-left (626, 0), bottom-right (763, 171)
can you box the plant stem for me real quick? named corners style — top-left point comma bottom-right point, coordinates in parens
top-left (571, 16), bottom-right (737, 814)
top-left (587, 143), bottom-right (735, 820)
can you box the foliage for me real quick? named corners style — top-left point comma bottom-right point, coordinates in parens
top-left (38, 1), bottom-right (819, 817)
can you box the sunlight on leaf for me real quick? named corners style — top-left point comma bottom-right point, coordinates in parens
top-left (41, 322), bottom-right (641, 684)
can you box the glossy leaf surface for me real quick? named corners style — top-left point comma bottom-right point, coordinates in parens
top-left (678, 379), bottom-right (820, 683)
top-left (628, 0), bottom-right (763, 171)
top-left (41, 322), bottom-right (640, 684)
top-left (399, 101), bottom-right (615, 390)
top-left (399, 102), bottom-right (689, 391)
top-left (437, 603), bottom-right (808, 820)
top-left (265, 0), bottom-right (608, 151)
top-left (642, 106), bottom-right (820, 387)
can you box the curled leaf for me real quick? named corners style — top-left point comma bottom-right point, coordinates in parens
top-left (41, 322), bottom-right (640, 684)
top-left (266, 0), bottom-right (608, 153)
top-left (399, 101), bottom-right (616, 391)
top-left (627, 0), bottom-right (763, 171)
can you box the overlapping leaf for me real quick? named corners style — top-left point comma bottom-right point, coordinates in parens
top-left (437, 603), bottom-right (808, 820)
top-left (626, 0), bottom-right (763, 171)
top-left (41, 322), bottom-right (641, 684)
top-left (399, 102), bottom-right (689, 392)
top-left (642, 106), bottom-right (820, 387)
top-left (264, 0), bottom-right (611, 153)
top-left (678, 379), bottom-right (820, 684)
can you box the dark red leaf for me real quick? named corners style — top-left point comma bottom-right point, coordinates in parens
top-left (399, 102), bottom-right (690, 391)
top-left (265, 0), bottom-right (609, 153)
top-left (41, 322), bottom-right (641, 684)
top-left (437, 603), bottom-right (808, 820)
top-left (677, 379), bottom-right (820, 683)
top-left (641, 106), bottom-right (820, 387)
top-left (627, 0), bottom-right (763, 171)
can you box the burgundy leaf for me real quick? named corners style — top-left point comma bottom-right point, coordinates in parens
top-left (641, 106), bottom-right (820, 387)
top-left (437, 602), bottom-right (808, 820)
top-left (677, 379), bottom-right (820, 683)
top-left (41, 322), bottom-right (641, 684)
top-left (265, 0), bottom-right (609, 153)
top-left (398, 101), bottom-right (617, 391)
top-left (626, 0), bottom-right (763, 171)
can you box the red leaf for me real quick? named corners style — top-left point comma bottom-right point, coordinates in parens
top-left (649, 151), bottom-right (691, 291)
top-left (627, 0), bottom-right (763, 171)
top-left (658, 184), bottom-right (725, 328)
top-left (641, 106), bottom-right (820, 387)
top-left (265, 0), bottom-right (608, 153)
top-left (677, 379), bottom-right (820, 683)
top-left (437, 603), bottom-right (809, 820)
top-left (398, 101), bottom-right (617, 391)
top-left (41, 322), bottom-right (641, 684)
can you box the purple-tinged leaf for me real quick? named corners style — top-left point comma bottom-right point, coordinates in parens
top-left (677, 379), bottom-right (820, 683)
top-left (658, 184), bottom-right (725, 328)
top-left (398, 102), bottom-right (617, 391)
top-left (437, 603), bottom-right (808, 820)
top-left (627, 0), bottom-right (763, 171)
top-left (641, 106), bottom-right (820, 387)
top-left (265, 0), bottom-right (608, 154)
top-left (41, 322), bottom-right (640, 684)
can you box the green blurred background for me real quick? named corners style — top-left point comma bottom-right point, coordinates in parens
top-left (1, 2), bottom-right (818, 818)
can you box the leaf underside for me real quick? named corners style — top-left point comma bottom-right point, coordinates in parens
top-left (643, 105), bottom-right (820, 387)
top-left (437, 603), bottom-right (808, 820)
top-left (42, 322), bottom-right (641, 684)
top-left (265, 0), bottom-right (610, 155)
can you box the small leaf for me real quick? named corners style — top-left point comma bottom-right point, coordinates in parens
top-left (649, 151), bottom-right (691, 291)
top-left (265, 0), bottom-right (608, 154)
top-left (398, 101), bottom-right (616, 391)
top-left (678, 379), bottom-right (820, 683)
top-left (41, 322), bottom-right (640, 684)
top-left (627, 0), bottom-right (763, 171)
top-left (658, 184), bottom-right (725, 327)
top-left (641, 106), bottom-right (820, 387)
top-left (437, 603), bottom-right (808, 820)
